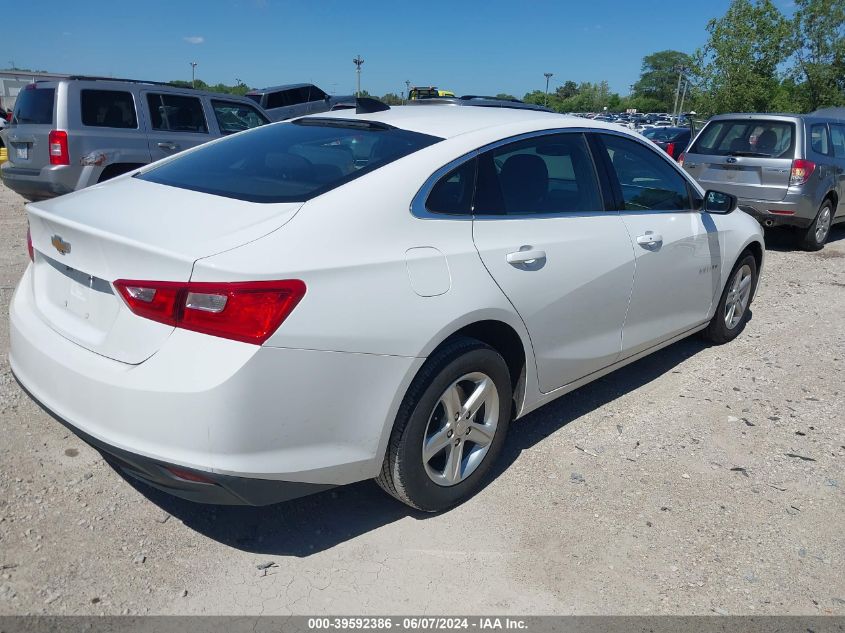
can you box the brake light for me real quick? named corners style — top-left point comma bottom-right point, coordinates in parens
top-left (113, 279), bottom-right (306, 345)
top-left (678, 152), bottom-right (686, 167)
top-left (48, 130), bottom-right (69, 165)
top-left (790, 159), bottom-right (815, 186)
top-left (26, 225), bottom-right (34, 261)
top-left (665, 142), bottom-right (676, 159)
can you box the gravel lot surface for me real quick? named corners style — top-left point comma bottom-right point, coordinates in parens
top-left (0, 182), bottom-right (843, 616)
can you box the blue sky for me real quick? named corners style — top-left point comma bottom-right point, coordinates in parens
top-left (5, 0), bottom-right (792, 97)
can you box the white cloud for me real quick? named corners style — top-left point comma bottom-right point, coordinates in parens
top-left (183, 36), bottom-right (205, 45)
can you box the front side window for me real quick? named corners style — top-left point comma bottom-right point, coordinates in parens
top-left (81, 90), bottom-right (137, 128)
top-left (211, 100), bottom-right (269, 135)
top-left (831, 124), bottom-right (845, 159)
top-left (146, 93), bottom-right (208, 133)
top-left (689, 119), bottom-right (795, 158)
top-left (810, 123), bottom-right (831, 155)
top-left (599, 134), bottom-right (691, 211)
top-left (474, 133), bottom-right (603, 215)
top-left (266, 90), bottom-right (290, 110)
top-left (137, 119), bottom-right (441, 203)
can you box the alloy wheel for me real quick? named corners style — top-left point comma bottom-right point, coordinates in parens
top-left (724, 264), bottom-right (753, 330)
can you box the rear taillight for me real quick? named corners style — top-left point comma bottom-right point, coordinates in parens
top-left (26, 225), bottom-right (34, 261)
top-left (678, 152), bottom-right (686, 167)
top-left (48, 130), bottom-right (69, 165)
top-left (113, 279), bottom-right (306, 345)
top-left (665, 142), bottom-right (676, 159)
top-left (790, 159), bottom-right (815, 186)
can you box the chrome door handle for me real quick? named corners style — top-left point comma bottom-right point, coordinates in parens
top-left (507, 249), bottom-right (546, 265)
top-left (157, 142), bottom-right (180, 151)
top-left (636, 232), bottom-right (663, 248)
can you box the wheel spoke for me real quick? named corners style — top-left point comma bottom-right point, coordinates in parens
top-left (443, 441), bottom-right (464, 484)
top-left (423, 427), bottom-right (451, 462)
top-left (440, 385), bottom-right (462, 424)
top-left (725, 301), bottom-right (736, 326)
top-left (738, 275), bottom-right (751, 293)
top-left (468, 422), bottom-right (495, 446)
top-left (462, 378), bottom-right (493, 420)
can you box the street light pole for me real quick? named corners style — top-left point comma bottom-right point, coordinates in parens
top-left (544, 72), bottom-right (553, 107)
top-left (671, 65), bottom-right (685, 125)
top-left (190, 61), bottom-right (198, 88)
top-left (353, 55), bottom-right (364, 96)
top-left (405, 79), bottom-right (411, 103)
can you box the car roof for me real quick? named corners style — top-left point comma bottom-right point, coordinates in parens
top-left (296, 105), bottom-right (623, 139)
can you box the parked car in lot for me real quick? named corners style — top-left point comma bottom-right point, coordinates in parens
top-left (642, 126), bottom-right (691, 161)
top-left (681, 113), bottom-right (845, 250)
top-left (405, 94), bottom-right (553, 112)
top-left (245, 83), bottom-right (353, 121)
top-left (10, 104), bottom-right (764, 511)
top-left (0, 76), bottom-right (271, 201)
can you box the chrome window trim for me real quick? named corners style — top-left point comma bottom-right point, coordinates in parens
top-left (410, 127), bottom-right (608, 220)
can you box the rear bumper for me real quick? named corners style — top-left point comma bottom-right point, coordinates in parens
top-left (737, 194), bottom-right (816, 229)
top-left (9, 265), bottom-right (421, 502)
top-left (12, 374), bottom-right (333, 505)
top-left (0, 163), bottom-right (75, 200)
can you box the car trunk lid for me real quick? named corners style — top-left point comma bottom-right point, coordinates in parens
top-left (26, 177), bottom-right (303, 364)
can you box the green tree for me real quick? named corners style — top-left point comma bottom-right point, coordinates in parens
top-left (790, 0), bottom-right (845, 110)
top-left (495, 93), bottom-right (518, 100)
top-left (556, 80), bottom-right (579, 99)
top-left (695, 0), bottom-right (795, 113)
top-left (632, 50), bottom-right (693, 112)
top-left (380, 92), bottom-right (403, 105)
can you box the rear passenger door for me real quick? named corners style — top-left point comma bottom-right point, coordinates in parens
top-left (470, 132), bottom-right (636, 393)
top-left (78, 88), bottom-right (151, 169)
top-left (593, 132), bottom-right (721, 357)
top-left (142, 91), bottom-right (211, 161)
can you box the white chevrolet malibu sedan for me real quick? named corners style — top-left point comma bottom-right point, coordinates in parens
top-left (10, 102), bottom-right (764, 511)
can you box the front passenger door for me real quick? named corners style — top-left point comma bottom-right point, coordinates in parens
top-left (471, 132), bottom-right (636, 393)
top-left (593, 133), bottom-right (722, 357)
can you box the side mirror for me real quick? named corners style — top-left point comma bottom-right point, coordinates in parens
top-left (702, 189), bottom-right (737, 214)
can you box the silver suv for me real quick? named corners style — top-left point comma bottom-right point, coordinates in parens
top-left (0, 76), bottom-right (270, 201)
top-left (245, 83), bottom-right (353, 121)
top-left (681, 113), bottom-right (845, 250)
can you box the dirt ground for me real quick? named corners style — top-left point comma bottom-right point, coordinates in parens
top-left (0, 181), bottom-right (843, 616)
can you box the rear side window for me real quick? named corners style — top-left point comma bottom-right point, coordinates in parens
top-left (11, 87), bottom-right (55, 125)
top-left (810, 124), bottom-right (831, 155)
top-left (689, 119), bottom-right (795, 158)
top-left (146, 93), bottom-right (208, 133)
top-left (474, 133), bottom-right (602, 215)
top-left (643, 128), bottom-right (688, 142)
top-left (210, 100), bottom-right (269, 135)
top-left (137, 119), bottom-right (442, 203)
top-left (426, 159), bottom-right (476, 214)
top-left (266, 90), bottom-right (292, 109)
top-left (81, 90), bottom-right (137, 128)
top-left (831, 124), bottom-right (845, 159)
top-left (599, 134), bottom-right (691, 211)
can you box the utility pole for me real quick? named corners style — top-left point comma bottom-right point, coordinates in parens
top-left (190, 61), bottom-right (198, 88)
top-left (677, 80), bottom-right (688, 125)
top-left (544, 72), bottom-right (554, 107)
top-left (353, 55), bottom-right (364, 96)
top-left (671, 65), bottom-right (685, 125)
top-left (405, 79), bottom-right (411, 103)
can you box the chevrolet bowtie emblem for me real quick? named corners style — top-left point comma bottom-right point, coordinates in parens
top-left (51, 234), bottom-right (71, 255)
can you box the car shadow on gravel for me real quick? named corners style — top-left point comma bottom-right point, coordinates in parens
top-left (119, 330), bottom-right (723, 557)
top-left (764, 224), bottom-right (845, 251)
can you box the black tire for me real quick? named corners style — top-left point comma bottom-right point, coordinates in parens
top-left (376, 337), bottom-right (512, 512)
top-left (701, 252), bottom-right (758, 344)
top-left (796, 199), bottom-right (834, 251)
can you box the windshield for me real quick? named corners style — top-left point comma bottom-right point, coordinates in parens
top-left (689, 119), bottom-right (795, 158)
top-left (137, 119), bottom-right (442, 203)
top-left (12, 87), bottom-right (55, 125)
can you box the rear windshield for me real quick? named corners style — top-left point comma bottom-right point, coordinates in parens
top-left (137, 119), bottom-right (442, 203)
top-left (12, 87), bottom-right (55, 125)
top-left (643, 128), bottom-right (688, 142)
top-left (689, 119), bottom-right (795, 158)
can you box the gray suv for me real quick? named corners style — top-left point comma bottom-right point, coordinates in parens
top-left (682, 113), bottom-right (845, 250)
top-left (0, 76), bottom-right (270, 201)
top-left (245, 83), bottom-right (353, 121)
